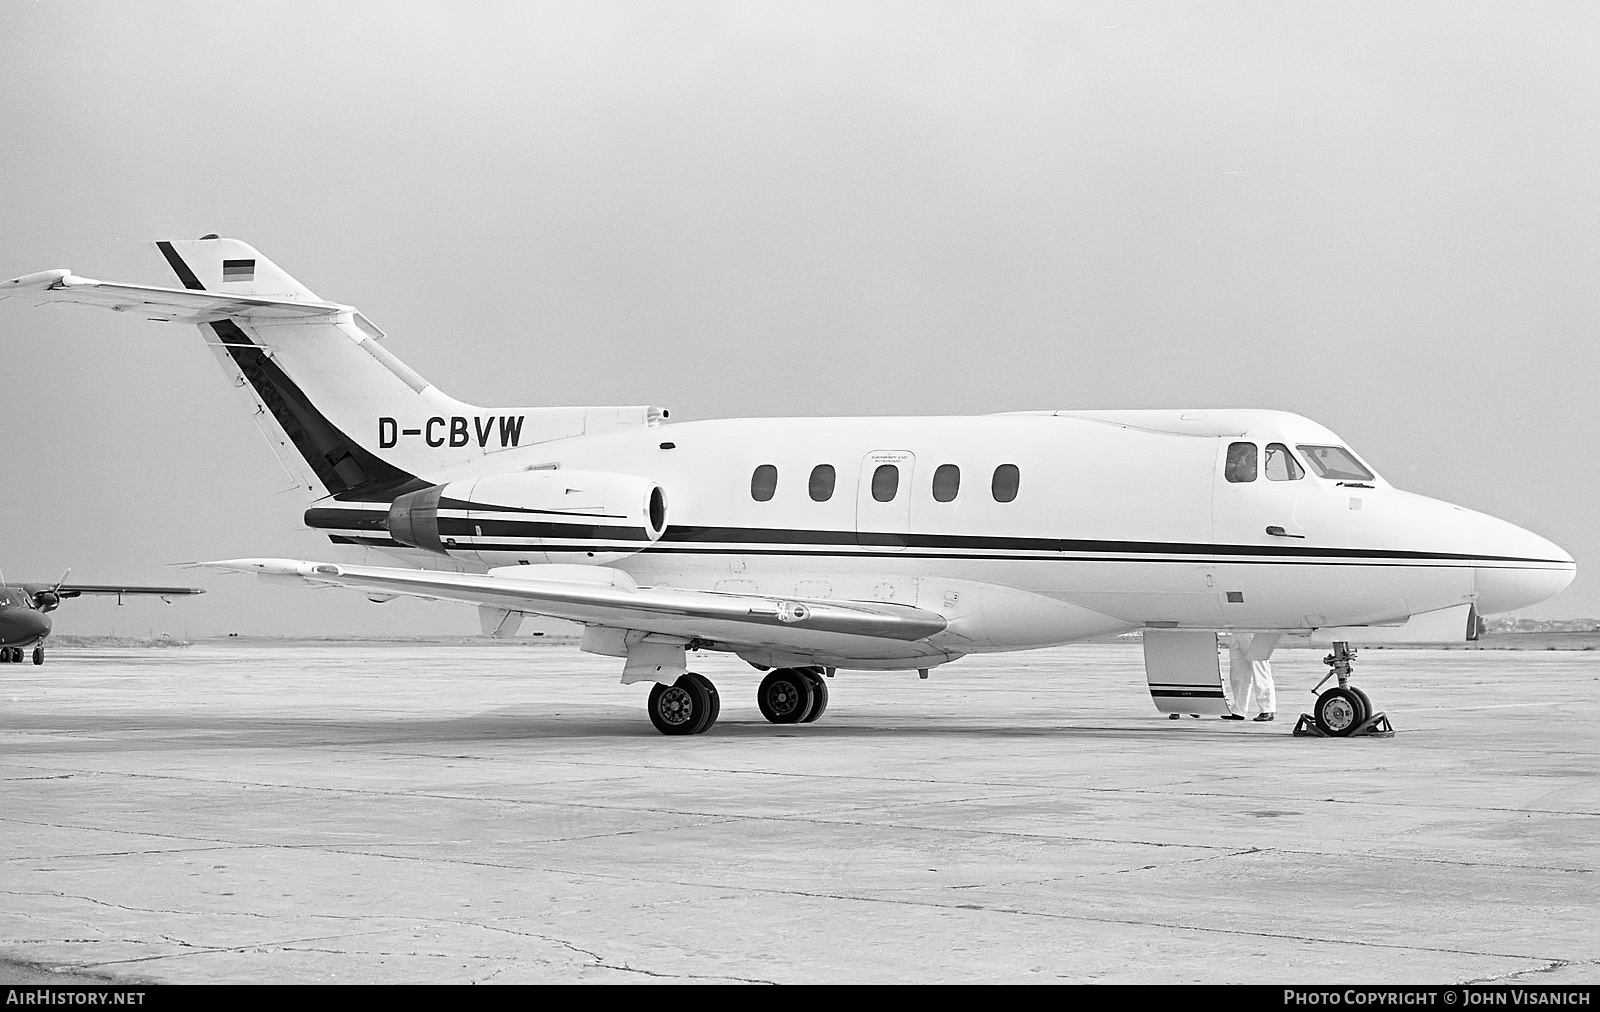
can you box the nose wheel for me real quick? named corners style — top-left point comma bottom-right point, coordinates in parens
top-left (1294, 642), bottom-right (1394, 738)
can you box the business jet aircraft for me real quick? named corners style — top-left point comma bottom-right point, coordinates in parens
top-left (1, 239), bottom-right (1575, 735)
top-left (0, 574), bottom-right (203, 664)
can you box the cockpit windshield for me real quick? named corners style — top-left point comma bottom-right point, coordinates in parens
top-left (1295, 445), bottom-right (1374, 482)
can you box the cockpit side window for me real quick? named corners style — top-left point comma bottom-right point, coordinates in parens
top-left (1295, 444), bottom-right (1374, 482)
top-left (1225, 442), bottom-right (1257, 483)
top-left (1264, 443), bottom-right (1305, 481)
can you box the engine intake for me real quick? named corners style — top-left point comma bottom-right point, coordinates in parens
top-left (387, 470), bottom-right (668, 564)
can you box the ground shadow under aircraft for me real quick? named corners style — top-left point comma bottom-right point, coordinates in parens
top-left (1, 708), bottom-right (1296, 752)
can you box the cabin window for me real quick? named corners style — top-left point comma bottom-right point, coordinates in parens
top-left (871, 464), bottom-right (900, 502)
top-left (750, 464), bottom-right (778, 502)
top-left (991, 464), bottom-right (1020, 503)
top-left (932, 464), bottom-right (960, 502)
top-left (1225, 442), bottom-right (1257, 483)
top-left (809, 464), bottom-right (836, 502)
top-left (1296, 444), bottom-right (1374, 482)
top-left (1264, 443), bottom-right (1305, 481)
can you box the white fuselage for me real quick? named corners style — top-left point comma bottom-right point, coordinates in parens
top-left (313, 407), bottom-right (1574, 657)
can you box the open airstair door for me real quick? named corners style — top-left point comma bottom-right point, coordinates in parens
top-left (1142, 630), bottom-right (1230, 716)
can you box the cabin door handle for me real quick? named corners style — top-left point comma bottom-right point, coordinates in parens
top-left (1265, 525), bottom-right (1305, 539)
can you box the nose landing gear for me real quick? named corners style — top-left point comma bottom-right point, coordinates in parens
top-left (1294, 641), bottom-right (1395, 738)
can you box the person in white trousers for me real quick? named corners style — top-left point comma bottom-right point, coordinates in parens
top-left (1221, 632), bottom-right (1279, 722)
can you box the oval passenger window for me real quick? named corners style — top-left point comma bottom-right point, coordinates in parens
top-left (809, 464), bottom-right (836, 502)
top-left (991, 464), bottom-right (1020, 503)
top-left (750, 464), bottom-right (778, 502)
top-left (872, 464), bottom-right (899, 503)
top-left (932, 464), bottom-right (960, 503)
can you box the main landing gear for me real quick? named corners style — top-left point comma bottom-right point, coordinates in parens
top-left (757, 668), bottom-right (828, 725)
top-left (643, 667), bottom-right (834, 736)
top-left (647, 673), bottom-right (721, 736)
top-left (1294, 641), bottom-right (1395, 738)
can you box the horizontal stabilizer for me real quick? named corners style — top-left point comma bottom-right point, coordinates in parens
top-left (0, 269), bottom-right (383, 331)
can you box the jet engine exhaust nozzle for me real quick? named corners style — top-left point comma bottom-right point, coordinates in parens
top-left (387, 484), bottom-right (446, 555)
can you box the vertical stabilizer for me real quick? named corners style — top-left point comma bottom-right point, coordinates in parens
top-left (157, 237), bottom-right (323, 301)
top-left (142, 238), bottom-right (665, 503)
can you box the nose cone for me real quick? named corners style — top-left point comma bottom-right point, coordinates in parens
top-left (1471, 514), bottom-right (1576, 616)
top-left (0, 607), bottom-right (51, 645)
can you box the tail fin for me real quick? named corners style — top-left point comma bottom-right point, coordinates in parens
top-left (6, 237), bottom-right (666, 504)
top-left (156, 237), bottom-right (435, 502)
top-left (156, 236), bottom-right (323, 301)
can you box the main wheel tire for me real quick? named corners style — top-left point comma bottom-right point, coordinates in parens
top-left (757, 668), bottom-right (815, 724)
top-left (1314, 687), bottom-right (1370, 737)
top-left (32, 646), bottom-right (44, 665)
top-left (799, 669), bottom-right (829, 723)
top-left (6, 648), bottom-right (18, 663)
top-left (648, 675), bottom-right (713, 736)
top-left (683, 672), bottom-right (720, 733)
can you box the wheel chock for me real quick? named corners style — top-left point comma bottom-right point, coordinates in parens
top-left (1355, 712), bottom-right (1396, 737)
top-left (1293, 711), bottom-right (1396, 738)
top-left (1292, 714), bottom-right (1324, 736)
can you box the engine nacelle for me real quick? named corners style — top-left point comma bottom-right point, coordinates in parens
top-left (388, 469), bottom-right (668, 565)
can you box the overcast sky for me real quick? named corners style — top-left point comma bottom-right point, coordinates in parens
top-left (2, 1), bottom-right (1596, 638)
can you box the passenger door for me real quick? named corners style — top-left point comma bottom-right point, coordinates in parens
top-left (856, 450), bottom-right (914, 550)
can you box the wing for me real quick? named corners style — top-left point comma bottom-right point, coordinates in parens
top-left (19, 584), bottom-right (206, 599)
top-left (0, 269), bottom-right (383, 332)
top-left (203, 559), bottom-right (952, 679)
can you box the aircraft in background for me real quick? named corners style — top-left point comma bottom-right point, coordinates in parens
top-left (1, 239), bottom-right (1576, 733)
top-left (0, 576), bottom-right (204, 664)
